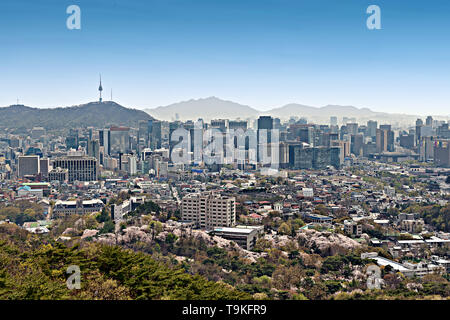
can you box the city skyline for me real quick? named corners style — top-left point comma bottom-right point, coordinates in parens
top-left (1, 0), bottom-right (450, 115)
top-left (1, 0), bottom-right (449, 307)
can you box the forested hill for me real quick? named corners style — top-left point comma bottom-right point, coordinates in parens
top-left (0, 101), bottom-right (152, 130)
top-left (0, 224), bottom-right (249, 300)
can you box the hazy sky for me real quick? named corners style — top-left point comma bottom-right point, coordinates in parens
top-left (1, 0), bottom-right (449, 115)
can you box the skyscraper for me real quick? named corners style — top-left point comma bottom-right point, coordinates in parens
top-left (330, 116), bottom-right (338, 126)
top-left (87, 139), bottom-right (100, 161)
top-left (109, 126), bottom-right (131, 155)
top-left (367, 120), bottom-right (378, 139)
top-left (257, 116), bottom-right (274, 163)
top-left (376, 128), bottom-right (388, 153)
top-left (380, 124), bottom-right (394, 152)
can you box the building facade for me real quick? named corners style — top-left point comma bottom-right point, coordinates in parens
top-left (181, 192), bottom-right (236, 229)
top-left (53, 155), bottom-right (98, 182)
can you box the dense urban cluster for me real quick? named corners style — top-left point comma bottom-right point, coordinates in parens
top-left (0, 99), bottom-right (449, 300)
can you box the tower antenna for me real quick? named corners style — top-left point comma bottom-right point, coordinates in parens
top-left (98, 74), bottom-right (103, 103)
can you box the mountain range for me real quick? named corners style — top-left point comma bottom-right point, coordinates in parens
top-left (145, 97), bottom-right (449, 126)
top-left (0, 101), bottom-right (152, 130)
top-left (1, 98), bottom-right (448, 131)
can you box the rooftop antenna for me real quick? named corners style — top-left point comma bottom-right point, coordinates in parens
top-left (111, 88), bottom-right (113, 101)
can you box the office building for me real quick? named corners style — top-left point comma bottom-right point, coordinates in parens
top-left (109, 126), bottom-right (131, 155)
top-left (289, 145), bottom-right (341, 169)
top-left (18, 155), bottom-right (40, 178)
top-left (39, 158), bottom-right (50, 179)
top-left (367, 120), bottom-right (378, 139)
top-left (48, 167), bottom-right (69, 183)
top-left (351, 134), bottom-right (364, 156)
top-left (434, 139), bottom-right (450, 167)
top-left (53, 155), bottom-right (98, 182)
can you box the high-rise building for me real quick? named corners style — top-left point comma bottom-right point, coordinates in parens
top-left (228, 120), bottom-right (247, 131)
top-left (39, 158), bottom-right (50, 179)
top-left (109, 126), bottom-right (130, 155)
top-left (434, 139), bottom-right (450, 167)
top-left (351, 134), bottom-right (364, 156)
top-left (288, 145), bottom-right (341, 169)
top-left (376, 128), bottom-right (388, 153)
top-left (380, 124), bottom-right (395, 152)
top-left (87, 139), bottom-right (100, 161)
top-left (419, 136), bottom-right (435, 162)
top-left (330, 116), bottom-right (338, 126)
top-left (257, 116), bottom-right (274, 162)
top-left (48, 167), bottom-right (69, 183)
top-left (347, 123), bottom-right (359, 136)
top-left (210, 119), bottom-right (227, 132)
top-left (18, 155), bottom-right (40, 177)
top-left (257, 116), bottom-right (273, 133)
top-left (416, 118), bottom-right (423, 144)
top-left (367, 120), bottom-right (378, 139)
top-left (181, 192), bottom-right (236, 229)
top-left (120, 153), bottom-right (138, 175)
top-left (53, 155), bottom-right (98, 182)
top-left (66, 129), bottom-right (79, 150)
top-left (98, 129), bottom-right (110, 156)
top-left (138, 120), bottom-right (149, 146)
top-left (150, 120), bottom-right (162, 150)
top-left (298, 126), bottom-right (315, 145)
top-left (399, 134), bottom-right (415, 149)
top-left (437, 123), bottom-right (450, 139)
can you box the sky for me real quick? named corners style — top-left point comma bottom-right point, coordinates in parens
top-left (1, 0), bottom-right (449, 115)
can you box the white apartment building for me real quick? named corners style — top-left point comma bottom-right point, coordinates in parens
top-left (181, 192), bottom-right (236, 229)
top-left (302, 187), bottom-right (314, 198)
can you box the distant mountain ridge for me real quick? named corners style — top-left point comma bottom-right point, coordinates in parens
top-left (145, 97), bottom-right (259, 121)
top-left (0, 101), bottom-right (152, 130)
top-left (145, 97), bottom-right (449, 125)
top-left (1, 98), bottom-right (448, 130)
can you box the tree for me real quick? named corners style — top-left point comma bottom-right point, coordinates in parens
top-left (96, 207), bottom-right (111, 223)
top-left (320, 255), bottom-right (345, 273)
top-left (99, 220), bottom-right (115, 234)
top-left (165, 232), bottom-right (178, 244)
top-left (253, 238), bottom-right (272, 252)
top-left (277, 222), bottom-right (291, 235)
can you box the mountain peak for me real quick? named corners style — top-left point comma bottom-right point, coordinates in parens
top-left (143, 97), bottom-right (434, 125)
top-left (0, 101), bottom-right (152, 130)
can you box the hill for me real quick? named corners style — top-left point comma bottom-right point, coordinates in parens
top-left (145, 98), bottom-right (449, 125)
top-left (0, 223), bottom-right (250, 300)
top-left (144, 96), bottom-right (259, 121)
top-left (0, 101), bottom-right (152, 130)
top-left (264, 103), bottom-right (420, 124)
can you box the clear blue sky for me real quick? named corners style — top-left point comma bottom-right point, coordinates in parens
top-left (1, 0), bottom-right (449, 115)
